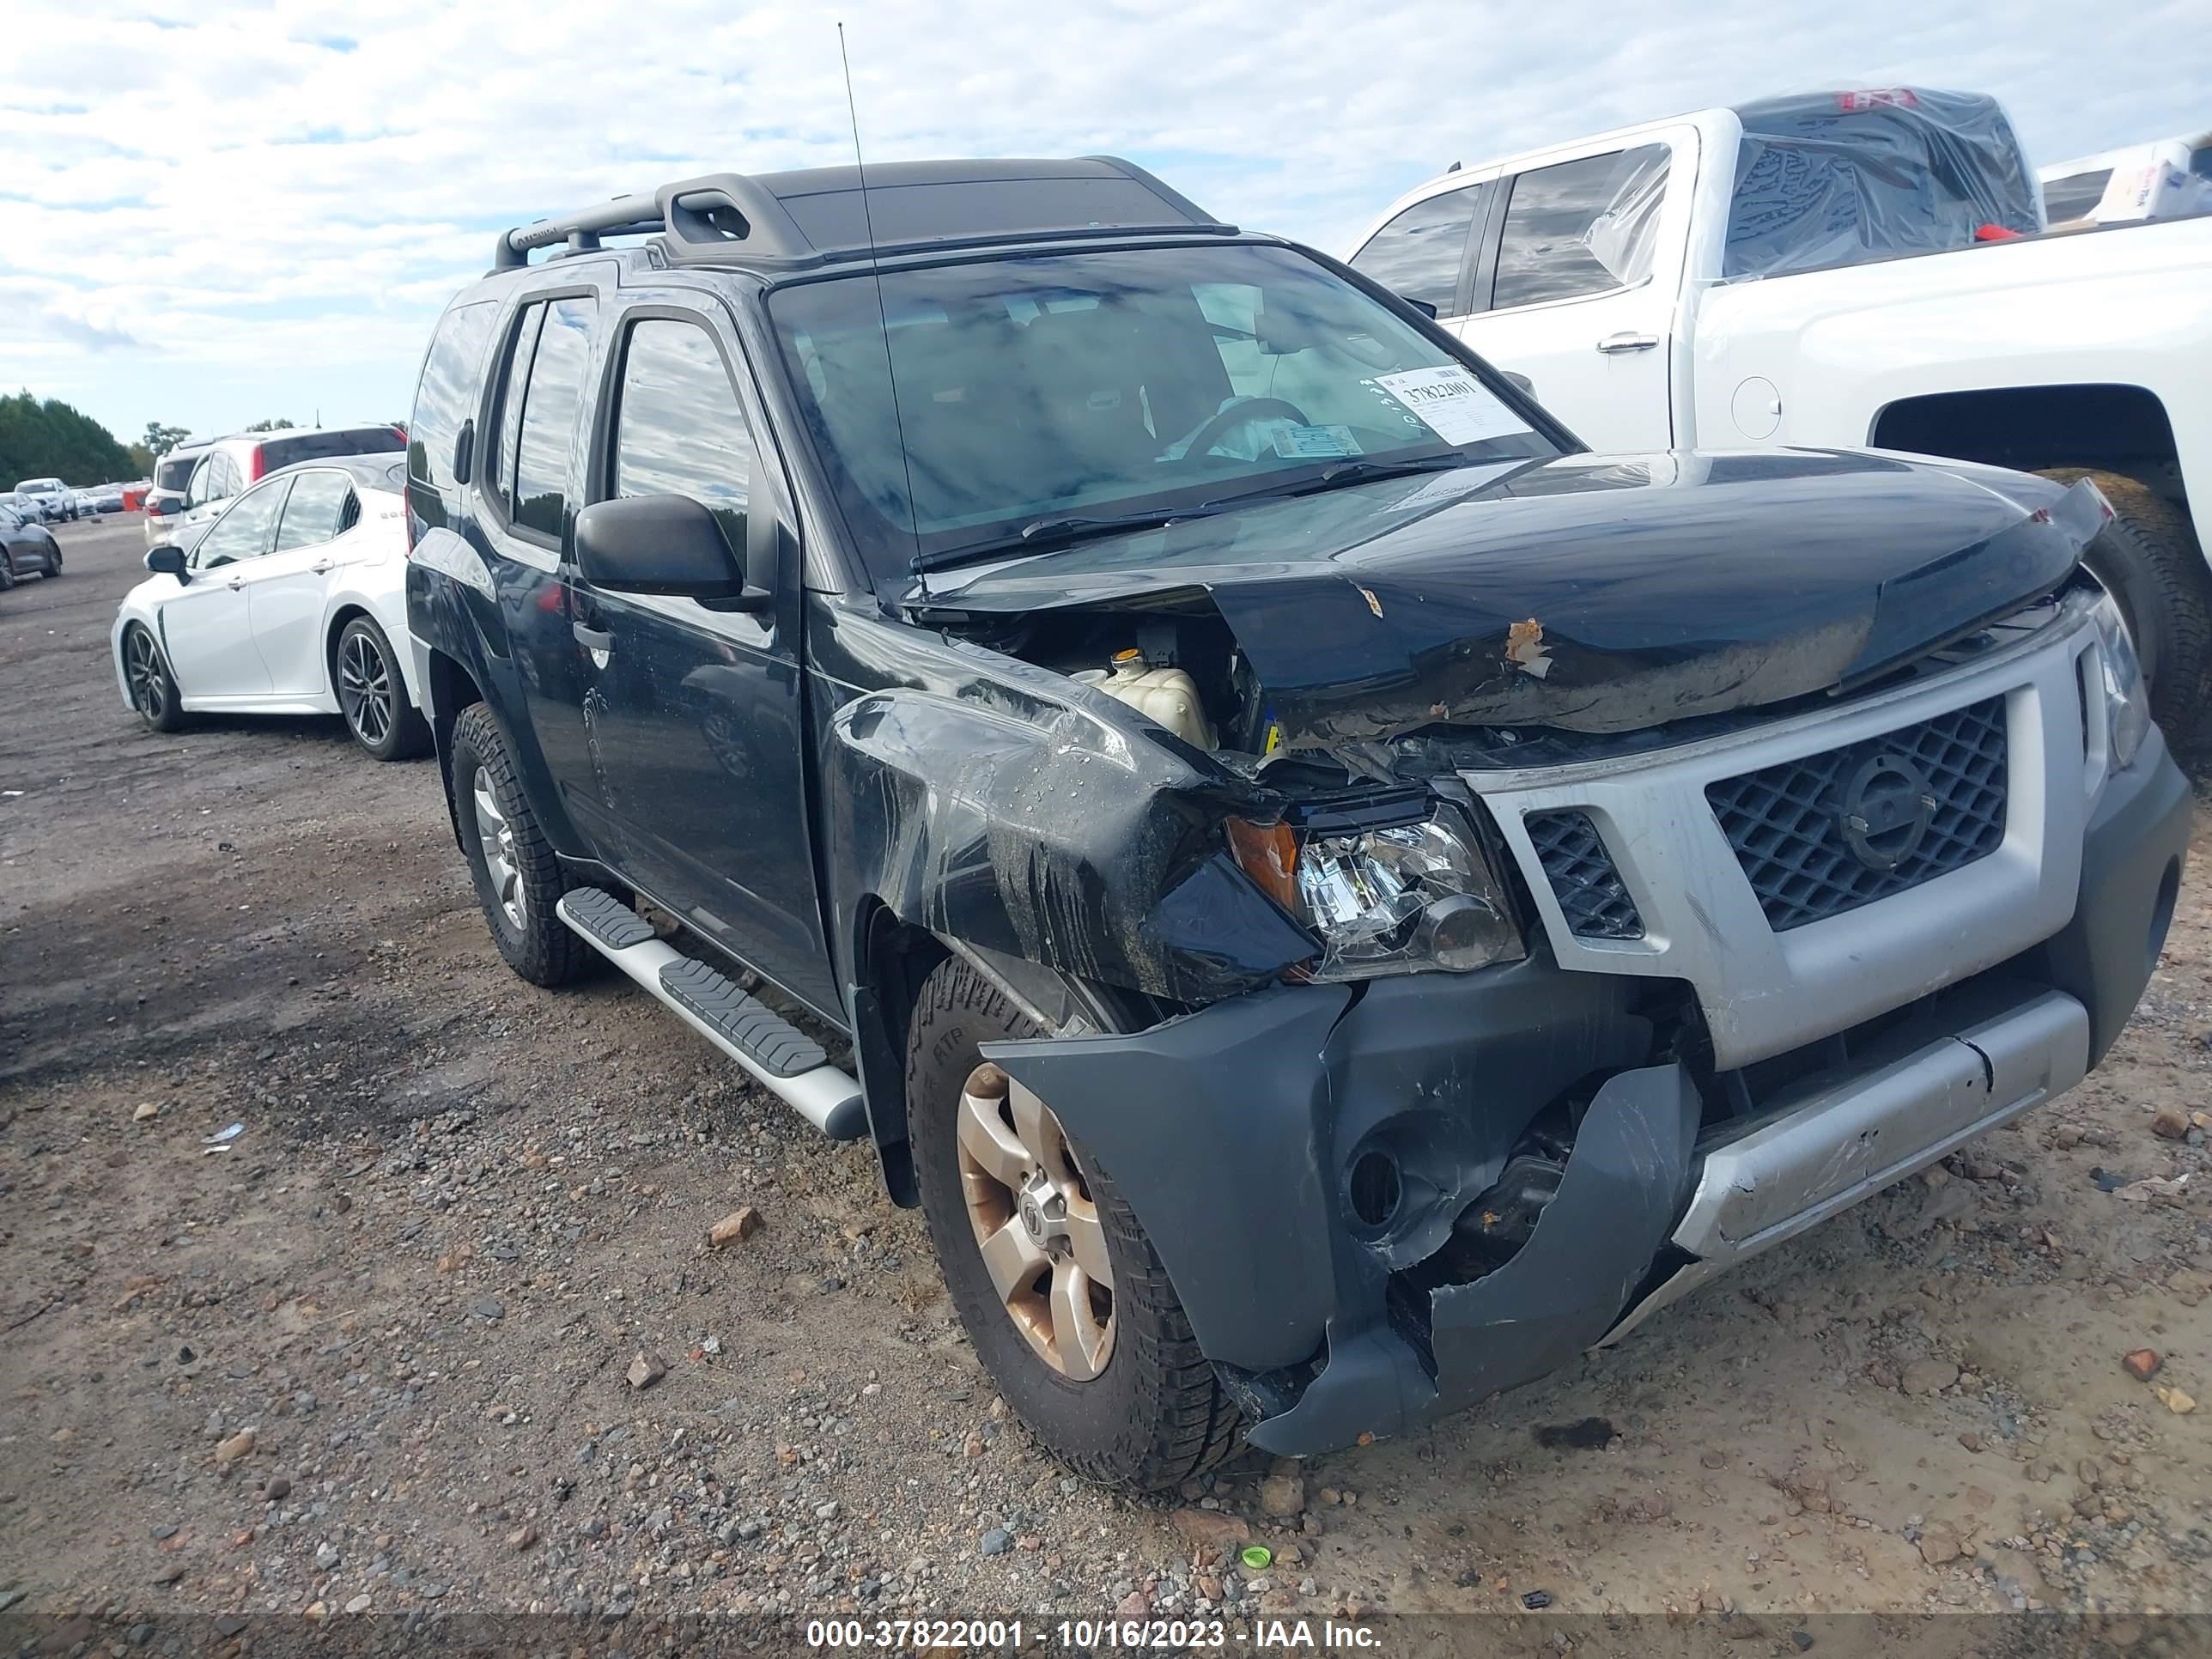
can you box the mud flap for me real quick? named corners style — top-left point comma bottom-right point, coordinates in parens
top-left (1248, 1062), bottom-right (1701, 1455)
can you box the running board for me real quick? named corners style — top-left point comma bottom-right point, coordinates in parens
top-left (556, 890), bottom-right (868, 1140)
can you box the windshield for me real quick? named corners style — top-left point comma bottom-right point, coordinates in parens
top-left (768, 241), bottom-right (1556, 581)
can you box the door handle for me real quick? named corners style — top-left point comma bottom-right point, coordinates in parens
top-left (311, 560), bottom-right (334, 575)
top-left (573, 621), bottom-right (614, 653)
top-left (227, 577), bottom-right (246, 591)
top-left (1595, 331), bottom-right (1661, 354)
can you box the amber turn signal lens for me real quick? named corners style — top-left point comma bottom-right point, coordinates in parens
top-left (1225, 816), bottom-right (1299, 910)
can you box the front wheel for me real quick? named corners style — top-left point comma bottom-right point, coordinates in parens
top-left (41, 543), bottom-right (61, 577)
top-left (448, 702), bottom-right (591, 988)
top-left (124, 624), bottom-right (188, 732)
top-left (2039, 468), bottom-right (2212, 744)
top-left (333, 615), bottom-right (429, 761)
top-left (906, 957), bottom-right (1240, 1492)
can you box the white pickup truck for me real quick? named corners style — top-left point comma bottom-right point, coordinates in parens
top-left (1346, 88), bottom-right (2212, 736)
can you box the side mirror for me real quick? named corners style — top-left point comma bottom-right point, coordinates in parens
top-left (452, 418), bottom-right (474, 486)
top-left (1403, 296), bottom-right (1439, 319)
top-left (574, 494), bottom-right (769, 611)
top-left (145, 544), bottom-right (189, 580)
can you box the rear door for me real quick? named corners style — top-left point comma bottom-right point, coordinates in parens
top-left (470, 289), bottom-right (620, 853)
top-left (242, 468), bottom-right (361, 697)
top-left (573, 304), bottom-right (833, 1008)
top-left (1455, 132), bottom-right (1691, 452)
top-left (164, 478), bottom-right (290, 699)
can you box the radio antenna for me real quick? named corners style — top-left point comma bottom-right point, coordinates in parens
top-left (838, 22), bottom-right (927, 593)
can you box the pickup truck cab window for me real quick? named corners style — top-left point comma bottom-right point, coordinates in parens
top-left (1346, 181), bottom-right (1490, 314)
top-left (769, 240), bottom-right (1553, 585)
top-left (1491, 143), bottom-right (1670, 310)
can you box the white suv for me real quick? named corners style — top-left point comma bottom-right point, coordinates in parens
top-left (171, 425), bottom-right (405, 551)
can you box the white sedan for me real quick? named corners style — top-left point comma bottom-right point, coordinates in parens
top-left (112, 454), bottom-right (432, 760)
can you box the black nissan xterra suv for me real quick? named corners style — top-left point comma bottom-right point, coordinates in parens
top-left (404, 157), bottom-right (2190, 1491)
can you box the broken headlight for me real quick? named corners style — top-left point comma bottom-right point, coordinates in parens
top-left (1231, 806), bottom-right (1523, 981)
top-left (2089, 590), bottom-right (2150, 770)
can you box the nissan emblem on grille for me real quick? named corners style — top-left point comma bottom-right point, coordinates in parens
top-left (1838, 753), bottom-right (1938, 872)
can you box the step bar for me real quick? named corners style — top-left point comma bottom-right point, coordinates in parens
top-left (556, 890), bottom-right (869, 1141)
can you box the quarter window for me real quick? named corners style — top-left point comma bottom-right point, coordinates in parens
top-left (1347, 183), bottom-right (1486, 314)
top-left (409, 301), bottom-right (498, 495)
top-left (194, 480), bottom-right (289, 568)
top-left (610, 319), bottom-right (754, 545)
top-left (1492, 144), bottom-right (1670, 309)
top-left (489, 303), bottom-right (545, 514)
top-left (273, 471), bottom-right (356, 550)
top-left (512, 296), bottom-right (598, 538)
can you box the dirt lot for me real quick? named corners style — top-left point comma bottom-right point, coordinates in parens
top-left (5, 517), bottom-right (2212, 1643)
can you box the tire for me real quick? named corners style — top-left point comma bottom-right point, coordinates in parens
top-left (2038, 468), bottom-right (2212, 744)
top-left (448, 702), bottom-right (592, 988)
top-left (332, 614), bottom-right (429, 761)
top-left (0, 558), bottom-right (14, 592)
top-left (906, 957), bottom-right (1240, 1492)
top-left (123, 623), bottom-right (188, 733)
top-left (41, 542), bottom-right (61, 577)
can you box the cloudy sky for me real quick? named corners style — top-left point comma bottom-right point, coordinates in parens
top-left (3, 0), bottom-right (2206, 453)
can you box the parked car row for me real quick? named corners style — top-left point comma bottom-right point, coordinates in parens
top-left (0, 498), bottom-right (64, 588)
top-left (107, 90), bottom-right (2199, 1490)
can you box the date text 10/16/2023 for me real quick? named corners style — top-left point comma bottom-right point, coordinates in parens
top-left (805, 1620), bottom-right (1385, 1650)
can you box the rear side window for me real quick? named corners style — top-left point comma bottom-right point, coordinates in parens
top-left (258, 428), bottom-right (403, 472)
top-left (1492, 144), bottom-right (1670, 309)
top-left (410, 301), bottom-right (498, 495)
top-left (155, 453), bottom-right (198, 491)
top-left (490, 304), bottom-right (547, 517)
top-left (609, 319), bottom-right (755, 544)
top-left (511, 297), bottom-right (597, 538)
top-left (273, 471), bottom-right (356, 550)
top-left (1348, 183), bottom-right (1487, 314)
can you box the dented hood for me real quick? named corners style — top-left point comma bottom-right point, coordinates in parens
top-left (919, 448), bottom-right (2094, 744)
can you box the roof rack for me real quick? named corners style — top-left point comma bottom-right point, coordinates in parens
top-left (491, 157), bottom-right (1227, 273)
top-left (495, 173), bottom-right (814, 270)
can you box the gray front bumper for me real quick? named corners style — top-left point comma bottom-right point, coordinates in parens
top-left (1601, 983), bottom-right (2087, 1346)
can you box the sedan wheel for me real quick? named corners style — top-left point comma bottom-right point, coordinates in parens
top-left (125, 626), bottom-right (185, 732)
top-left (338, 627), bottom-right (395, 749)
top-left (957, 1064), bottom-right (1116, 1381)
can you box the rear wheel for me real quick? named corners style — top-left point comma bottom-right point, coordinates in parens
top-left (333, 615), bottom-right (429, 761)
top-left (2039, 468), bottom-right (2212, 744)
top-left (124, 624), bottom-right (187, 733)
top-left (906, 957), bottom-right (1240, 1492)
top-left (448, 702), bottom-right (591, 988)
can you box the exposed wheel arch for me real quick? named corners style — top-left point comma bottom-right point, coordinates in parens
top-left (1868, 383), bottom-right (2189, 509)
top-left (848, 901), bottom-right (951, 1207)
top-left (323, 604), bottom-right (373, 705)
top-left (424, 648), bottom-right (488, 852)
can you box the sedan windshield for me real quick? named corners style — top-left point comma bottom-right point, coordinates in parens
top-left (769, 242), bottom-right (1557, 581)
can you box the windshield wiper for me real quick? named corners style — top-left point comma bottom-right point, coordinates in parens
top-left (911, 504), bottom-right (1227, 574)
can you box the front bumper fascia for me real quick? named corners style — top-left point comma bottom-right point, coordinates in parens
top-left (981, 739), bottom-right (2188, 1458)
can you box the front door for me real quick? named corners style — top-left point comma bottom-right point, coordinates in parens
top-left (1452, 133), bottom-right (1690, 453)
top-left (165, 477), bottom-right (290, 699)
top-left (575, 307), bottom-right (834, 1012)
top-left (242, 467), bottom-right (360, 696)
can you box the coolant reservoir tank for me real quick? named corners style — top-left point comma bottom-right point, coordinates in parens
top-left (1075, 649), bottom-right (1218, 750)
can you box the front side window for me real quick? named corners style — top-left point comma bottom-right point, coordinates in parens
top-left (193, 480), bottom-right (290, 568)
top-left (610, 318), bottom-right (755, 547)
top-left (1492, 144), bottom-right (1671, 309)
top-left (512, 296), bottom-right (598, 538)
top-left (769, 242), bottom-right (1553, 585)
top-left (273, 471), bottom-right (356, 550)
top-left (1347, 183), bottom-right (1487, 314)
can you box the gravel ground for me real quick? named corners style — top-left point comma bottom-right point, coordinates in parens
top-left (4, 517), bottom-right (2212, 1645)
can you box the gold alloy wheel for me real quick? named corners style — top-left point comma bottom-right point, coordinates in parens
top-left (956, 1062), bottom-right (1115, 1380)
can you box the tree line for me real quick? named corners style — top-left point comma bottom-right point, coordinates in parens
top-left (0, 392), bottom-right (134, 486)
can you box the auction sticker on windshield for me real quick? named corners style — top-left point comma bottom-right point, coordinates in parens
top-left (1370, 366), bottom-right (1532, 446)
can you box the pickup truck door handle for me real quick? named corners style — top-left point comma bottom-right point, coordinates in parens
top-left (1596, 331), bottom-right (1661, 354)
top-left (573, 621), bottom-right (614, 653)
